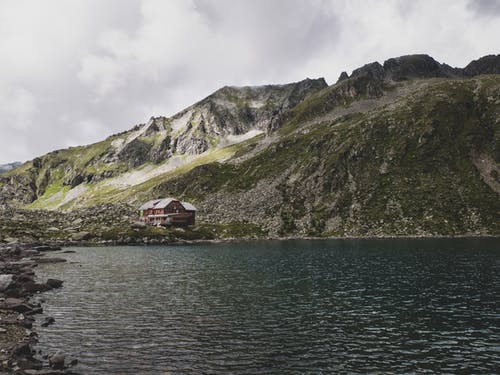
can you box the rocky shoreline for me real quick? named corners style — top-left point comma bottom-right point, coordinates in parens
top-left (0, 242), bottom-right (79, 375)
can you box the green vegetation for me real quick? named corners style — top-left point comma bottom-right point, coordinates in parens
top-left (1, 72), bottom-right (499, 239)
top-left (99, 222), bottom-right (267, 242)
top-left (149, 76), bottom-right (500, 236)
top-left (27, 180), bottom-right (71, 210)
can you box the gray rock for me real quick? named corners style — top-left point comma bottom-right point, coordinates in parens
top-left (11, 303), bottom-right (34, 313)
top-left (21, 249), bottom-right (40, 257)
top-left (72, 218), bottom-right (83, 226)
top-left (41, 316), bottom-right (55, 327)
top-left (68, 358), bottom-right (78, 367)
top-left (46, 279), bottom-right (63, 288)
top-left (48, 351), bottom-right (65, 369)
top-left (72, 231), bottom-right (90, 241)
top-left (131, 221), bottom-right (147, 229)
top-left (35, 257), bottom-right (67, 264)
top-left (33, 245), bottom-right (53, 252)
top-left (5, 297), bottom-right (24, 305)
top-left (13, 342), bottom-right (32, 355)
top-left (0, 274), bottom-right (13, 291)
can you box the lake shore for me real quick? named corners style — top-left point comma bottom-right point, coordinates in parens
top-left (25, 232), bottom-right (500, 248)
top-left (0, 242), bottom-right (79, 374)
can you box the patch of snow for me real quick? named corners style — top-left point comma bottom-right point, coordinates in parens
top-left (219, 129), bottom-right (264, 148)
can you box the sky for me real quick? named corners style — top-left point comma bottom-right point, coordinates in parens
top-left (0, 0), bottom-right (499, 164)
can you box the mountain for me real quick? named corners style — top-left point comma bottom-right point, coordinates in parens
top-left (0, 162), bottom-right (21, 174)
top-left (1, 54), bottom-right (499, 240)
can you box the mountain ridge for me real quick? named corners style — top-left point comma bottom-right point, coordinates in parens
top-left (1, 53), bottom-right (499, 240)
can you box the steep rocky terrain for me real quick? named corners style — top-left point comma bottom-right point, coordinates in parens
top-left (1, 54), bottom-right (499, 239)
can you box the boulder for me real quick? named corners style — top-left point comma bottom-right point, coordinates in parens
top-left (24, 306), bottom-right (43, 315)
top-left (5, 297), bottom-right (25, 305)
top-left (41, 316), bottom-right (55, 327)
top-left (72, 218), bottom-right (83, 226)
top-left (72, 232), bottom-right (90, 241)
top-left (20, 249), bottom-right (40, 257)
top-left (13, 342), bottom-right (32, 356)
top-left (131, 221), bottom-right (147, 229)
top-left (0, 274), bottom-right (13, 291)
top-left (22, 281), bottom-right (51, 294)
top-left (46, 279), bottom-right (63, 288)
top-left (48, 351), bottom-right (65, 370)
top-left (33, 245), bottom-right (60, 252)
top-left (68, 358), bottom-right (78, 367)
top-left (35, 258), bottom-right (67, 264)
top-left (11, 303), bottom-right (33, 313)
top-left (16, 272), bottom-right (35, 283)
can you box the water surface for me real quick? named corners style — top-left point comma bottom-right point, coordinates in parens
top-left (35, 238), bottom-right (500, 374)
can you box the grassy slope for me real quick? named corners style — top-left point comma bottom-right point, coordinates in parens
top-left (149, 76), bottom-right (500, 236)
top-left (26, 137), bottom-right (261, 210)
top-left (3, 75), bottom-right (499, 238)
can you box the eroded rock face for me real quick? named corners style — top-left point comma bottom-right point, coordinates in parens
top-left (0, 173), bottom-right (38, 205)
top-left (142, 77), bottom-right (328, 158)
top-left (118, 138), bottom-right (152, 168)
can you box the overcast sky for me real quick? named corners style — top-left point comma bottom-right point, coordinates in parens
top-left (0, 0), bottom-right (499, 164)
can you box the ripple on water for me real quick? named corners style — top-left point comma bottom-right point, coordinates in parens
top-left (34, 238), bottom-right (500, 374)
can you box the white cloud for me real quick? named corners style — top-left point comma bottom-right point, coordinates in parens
top-left (78, 55), bottom-right (127, 98)
top-left (0, 0), bottom-right (498, 163)
top-left (0, 87), bottom-right (38, 131)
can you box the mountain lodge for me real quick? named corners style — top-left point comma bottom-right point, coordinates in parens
top-left (138, 198), bottom-right (197, 226)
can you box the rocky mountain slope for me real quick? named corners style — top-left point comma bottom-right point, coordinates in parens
top-left (1, 54), bottom-right (499, 239)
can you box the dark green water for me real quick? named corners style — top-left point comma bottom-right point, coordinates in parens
top-left (35, 238), bottom-right (499, 374)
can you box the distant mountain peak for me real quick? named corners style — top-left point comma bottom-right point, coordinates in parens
top-left (0, 162), bottom-right (21, 174)
top-left (463, 54), bottom-right (500, 76)
top-left (337, 53), bottom-right (500, 84)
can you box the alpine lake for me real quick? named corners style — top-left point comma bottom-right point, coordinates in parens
top-left (33, 238), bottom-right (499, 374)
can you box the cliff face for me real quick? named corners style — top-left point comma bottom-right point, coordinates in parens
top-left (1, 54), bottom-right (499, 237)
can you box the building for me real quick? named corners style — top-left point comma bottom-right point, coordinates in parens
top-left (138, 198), bottom-right (197, 226)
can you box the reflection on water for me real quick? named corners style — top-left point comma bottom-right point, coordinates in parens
top-left (35, 238), bottom-right (499, 374)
